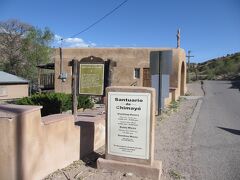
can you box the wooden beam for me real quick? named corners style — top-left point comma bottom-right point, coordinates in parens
top-left (71, 59), bottom-right (78, 119)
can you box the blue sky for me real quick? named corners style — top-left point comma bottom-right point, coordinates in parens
top-left (1, 0), bottom-right (240, 62)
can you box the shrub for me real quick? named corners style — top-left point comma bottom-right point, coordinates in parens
top-left (16, 93), bottom-right (93, 116)
top-left (205, 67), bottom-right (214, 80)
top-left (78, 95), bottom-right (94, 110)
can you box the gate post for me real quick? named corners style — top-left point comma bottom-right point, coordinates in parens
top-left (71, 59), bottom-right (78, 119)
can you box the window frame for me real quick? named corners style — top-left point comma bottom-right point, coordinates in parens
top-left (134, 68), bottom-right (141, 79)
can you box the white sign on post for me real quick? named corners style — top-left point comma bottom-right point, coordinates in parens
top-left (107, 92), bottom-right (151, 159)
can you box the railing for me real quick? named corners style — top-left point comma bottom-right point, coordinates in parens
top-left (39, 73), bottom-right (54, 90)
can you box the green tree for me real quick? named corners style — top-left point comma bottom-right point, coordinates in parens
top-left (0, 19), bottom-right (54, 83)
top-left (21, 27), bottom-right (54, 82)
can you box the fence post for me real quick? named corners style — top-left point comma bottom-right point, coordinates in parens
top-left (71, 59), bottom-right (78, 119)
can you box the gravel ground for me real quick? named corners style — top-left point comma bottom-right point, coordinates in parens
top-left (43, 147), bottom-right (151, 180)
top-left (155, 98), bottom-right (198, 180)
top-left (43, 83), bottom-right (203, 180)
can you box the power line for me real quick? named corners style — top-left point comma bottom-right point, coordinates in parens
top-left (70, 0), bottom-right (129, 38)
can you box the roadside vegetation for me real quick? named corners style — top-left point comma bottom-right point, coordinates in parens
top-left (169, 169), bottom-right (184, 180)
top-left (189, 52), bottom-right (240, 81)
top-left (158, 98), bottom-right (182, 121)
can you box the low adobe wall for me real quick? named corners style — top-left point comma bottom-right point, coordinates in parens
top-left (0, 104), bottom-right (105, 180)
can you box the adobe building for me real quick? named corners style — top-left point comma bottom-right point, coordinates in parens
top-left (0, 47), bottom-right (186, 180)
top-left (53, 47), bottom-right (187, 105)
top-left (0, 71), bottom-right (29, 100)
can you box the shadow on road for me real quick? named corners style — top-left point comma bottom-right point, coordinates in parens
top-left (218, 127), bottom-right (240, 136)
top-left (230, 81), bottom-right (240, 91)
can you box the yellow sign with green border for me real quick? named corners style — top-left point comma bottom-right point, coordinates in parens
top-left (79, 64), bottom-right (104, 95)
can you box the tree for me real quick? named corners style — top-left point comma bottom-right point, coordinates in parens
top-left (0, 19), bottom-right (54, 83)
top-left (0, 20), bottom-right (32, 73)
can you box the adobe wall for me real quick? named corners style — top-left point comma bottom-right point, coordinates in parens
top-left (54, 48), bottom-right (171, 93)
top-left (0, 104), bottom-right (105, 180)
top-left (0, 84), bottom-right (29, 100)
top-left (170, 48), bottom-right (187, 99)
top-left (54, 47), bottom-right (186, 103)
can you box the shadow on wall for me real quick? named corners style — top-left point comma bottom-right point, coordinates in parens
top-left (180, 61), bottom-right (185, 96)
top-left (16, 114), bottom-right (23, 180)
top-left (74, 120), bottom-right (104, 168)
top-left (75, 121), bottom-right (94, 160)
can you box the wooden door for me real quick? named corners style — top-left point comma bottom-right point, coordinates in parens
top-left (143, 68), bottom-right (151, 87)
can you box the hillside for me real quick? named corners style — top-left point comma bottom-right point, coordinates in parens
top-left (189, 52), bottom-right (240, 81)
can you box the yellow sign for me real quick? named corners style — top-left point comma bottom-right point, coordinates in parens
top-left (79, 64), bottom-right (104, 95)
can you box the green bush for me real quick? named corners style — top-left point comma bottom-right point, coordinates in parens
top-left (205, 67), bottom-right (215, 80)
top-left (78, 95), bottom-right (94, 110)
top-left (16, 93), bottom-right (93, 116)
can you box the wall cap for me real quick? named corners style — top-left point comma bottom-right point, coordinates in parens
top-left (0, 104), bottom-right (42, 118)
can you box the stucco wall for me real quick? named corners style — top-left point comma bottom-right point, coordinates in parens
top-left (54, 47), bottom-right (186, 103)
top-left (0, 116), bottom-right (17, 180)
top-left (0, 104), bottom-right (105, 180)
top-left (0, 84), bottom-right (28, 100)
top-left (170, 48), bottom-right (187, 98)
top-left (54, 48), bottom-right (172, 93)
top-left (0, 105), bottom-right (80, 180)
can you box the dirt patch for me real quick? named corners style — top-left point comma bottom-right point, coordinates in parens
top-left (155, 98), bottom-right (198, 180)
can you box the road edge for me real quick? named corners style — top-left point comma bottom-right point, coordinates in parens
top-left (183, 98), bottom-right (203, 151)
top-left (191, 98), bottom-right (203, 128)
top-left (186, 98), bottom-right (203, 180)
top-left (188, 98), bottom-right (203, 137)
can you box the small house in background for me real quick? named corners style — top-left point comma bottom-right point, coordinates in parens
top-left (0, 71), bottom-right (29, 100)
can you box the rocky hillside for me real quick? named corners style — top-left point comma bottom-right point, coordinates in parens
top-left (189, 52), bottom-right (240, 81)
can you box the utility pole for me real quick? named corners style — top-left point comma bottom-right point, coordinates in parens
top-left (186, 50), bottom-right (194, 83)
top-left (59, 39), bottom-right (67, 83)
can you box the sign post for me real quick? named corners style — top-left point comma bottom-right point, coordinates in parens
top-left (69, 56), bottom-right (105, 119)
top-left (97, 86), bottom-right (162, 180)
top-left (70, 59), bottom-right (78, 118)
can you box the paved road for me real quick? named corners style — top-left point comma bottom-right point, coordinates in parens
top-left (191, 81), bottom-right (240, 180)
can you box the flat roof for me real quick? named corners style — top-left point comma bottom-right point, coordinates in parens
top-left (0, 71), bottom-right (29, 85)
top-left (36, 63), bottom-right (54, 70)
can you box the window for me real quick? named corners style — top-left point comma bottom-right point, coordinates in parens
top-left (134, 68), bottom-right (140, 79)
